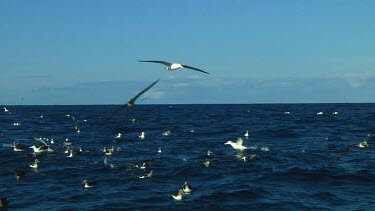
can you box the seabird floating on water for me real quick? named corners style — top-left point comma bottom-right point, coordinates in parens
top-left (244, 131), bottom-right (249, 138)
top-left (139, 132), bottom-right (146, 139)
top-left (82, 180), bottom-right (96, 189)
top-left (13, 142), bottom-right (24, 151)
top-left (15, 170), bottom-right (26, 181)
top-left (29, 159), bottom-right (40, 169)
top-left (241, 154), bottom-right (260, 162)
top-left (182, 182), bottom-right (192, 194)
top-left (225, 138), bottom-right (248, 151)
top-left (260, 146), bottom-right (270, 151)
top-left (140, 162), bottom-right (149, 169)
top-left (158, 147), bottom-right (163, 153)
top-left (172, 189), bottom-right (185, 200)
top-left (0, 197), bottom-right (9, 207)
top-left (162, 130), bottom-right (171, 136)
top-left (139, 170), bottom-right (154, 179)
top-left (203, 159), bottom-right (212, 168)
top-left (356, 141), bottom-right (369, 148)
top-left (29, 145), bottom-right (51, 154)
top-left (139, 60), bottom-right (209, 74)
top-left (207, 150), bottom-right (213, 157)
top-left (114, 133), bottom-right (122, 139)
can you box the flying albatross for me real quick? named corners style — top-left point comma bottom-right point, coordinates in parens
top-left (103, 79), bottom-right (160, 123)
top-left (139, 60), bottom-right (209, 74)
top-left (330, 141), bottom-right (369, 166)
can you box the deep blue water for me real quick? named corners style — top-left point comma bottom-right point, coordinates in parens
top-left (1, 104), bottom-right (375, 210)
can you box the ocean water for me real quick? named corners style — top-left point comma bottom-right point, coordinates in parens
top-left (1, 104), bottom-right (375, 210)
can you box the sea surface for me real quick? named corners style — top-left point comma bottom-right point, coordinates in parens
top-left (1, 104), bottom-right (375, 210)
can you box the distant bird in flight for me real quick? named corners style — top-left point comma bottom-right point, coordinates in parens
top-left (139, 60), bottom-right (209, 74)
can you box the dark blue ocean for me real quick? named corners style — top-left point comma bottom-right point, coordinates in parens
top-left (1, 104), bottom-right (375, 210)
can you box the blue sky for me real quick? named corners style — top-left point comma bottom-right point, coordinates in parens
top-left (1, 1), bottom-right (375, 105)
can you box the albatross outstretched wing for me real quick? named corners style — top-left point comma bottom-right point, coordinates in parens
top-left (103, 79), bottom-right (160, 123)
top-left (329, 141), bottom-right (368, 166)
top-left (127, 78), bottom-right (160, 107)
top-left (139, 60), bottom-right (172, 66)
top-left (182, 64), bottom-right (209, 74)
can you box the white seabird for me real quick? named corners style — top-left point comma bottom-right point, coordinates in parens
top-left (172, 189), bottom-right (185, 200)
top-left (162, 130), bottom-right (171, 136)
top-left (29, 159), bottom-right (40, 169)
top-left (29, 145), bottom-right (50, 154)
top-left (356, 141), bottom-right (369, 148)
top-left (139, 60), bottom-right (209, 74)
top-left (224, 138), bottom-right (248, 151)
top-left (3, 107), bottom-right (11, 114)
top-left (203, 159), bottom-right (212, 168)
top-left (182, 182), bottom-right (192, 194)
top-left (139, 132), bottom-right (146, 139)
top-left (244, 130), bottom-right (249, 138)
top-left (114, 133), bottom-right (122, 139)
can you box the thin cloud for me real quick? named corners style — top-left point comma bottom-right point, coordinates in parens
top-left (336, 71), bottom-right (375, 88)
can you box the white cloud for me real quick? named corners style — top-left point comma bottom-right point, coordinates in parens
top-left (173, 82), bottom-right (190, 87)
top-left (332, 71), bottom-right (375, 88)
top-left (142, 89), bottom-right (166, 99)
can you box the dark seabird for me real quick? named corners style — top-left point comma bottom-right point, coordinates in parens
top-left (139, 60), bottom-right (209, 74)
top-left (82, 180), bottom-right (96, 189)
top-left (182, 182), bottom-right (192, 194)
top-left (139, 170), bottom-right (154, 179)
top-left (103, 79), bottom-right (159, 123)
top-left (15, 170), bottom-right (26, 181)
top-left (241, 154), bottom-right (260, 162)
top-left (127, 79), bottom-right (160, 108)
top-left (206, 150), bottom-right (213, 157)
top-left (0, 197), bottom-right (9, 207)
top-left (203, 159), bottom-right (212, 168)
top-left (13, 142), bottom-right (24, 151)
top-left (172, 189), bottom-right (184, 200)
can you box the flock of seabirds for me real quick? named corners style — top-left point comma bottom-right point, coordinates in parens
top-left (0, 60), bottom-right (372, 207)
